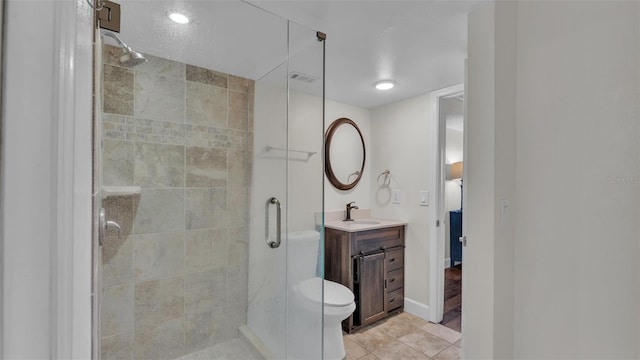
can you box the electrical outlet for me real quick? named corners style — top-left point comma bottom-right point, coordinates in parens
top-left (392, 190), bottom-right (401, 204)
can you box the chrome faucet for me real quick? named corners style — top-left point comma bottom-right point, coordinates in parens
top-left (344, 201), bottom-right (359, 221)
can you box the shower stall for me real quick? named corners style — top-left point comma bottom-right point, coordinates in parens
top-left (92, 2), bottom-right (325, 358)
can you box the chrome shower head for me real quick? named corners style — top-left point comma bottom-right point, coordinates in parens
top-left (119, 48), bottom-right (147, 67)
top-left (101, 30), bottom-right (147, 67)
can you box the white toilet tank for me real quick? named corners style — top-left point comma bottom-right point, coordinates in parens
top-left (287, 230), bottom-right (320, 285)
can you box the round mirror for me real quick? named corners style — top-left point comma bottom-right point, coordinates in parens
top-left (325, 118), bottom-right (366, 190)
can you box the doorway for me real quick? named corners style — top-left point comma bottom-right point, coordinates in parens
top-left (428, 84), bottom-right (464, 330)
top-left (441, 94), bottom-right (464, 331)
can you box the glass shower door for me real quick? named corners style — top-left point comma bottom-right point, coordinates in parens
top-left (247, 22), bottom-right (326, 359)
top-left (93, 2), bottom-right (325, 359)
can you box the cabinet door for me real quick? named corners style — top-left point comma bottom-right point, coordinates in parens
top-left (360, 252), bottom-right (387, 325)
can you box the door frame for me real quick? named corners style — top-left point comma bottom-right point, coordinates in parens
top-left (53, 0), bottom-right (94, 357)
top-left (428, 83), bottom-right (464, 323)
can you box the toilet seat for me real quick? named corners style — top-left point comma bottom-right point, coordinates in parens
top-left (297, 277), bottom-right (354, 307)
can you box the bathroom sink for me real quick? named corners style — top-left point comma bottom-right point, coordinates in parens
top-left (349, 220), bottom-right (380, 225)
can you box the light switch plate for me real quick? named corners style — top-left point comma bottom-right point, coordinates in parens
top-left (419, 190), bottom-right (429, 206)
top-left (392, 190), bottom-right (401, 204)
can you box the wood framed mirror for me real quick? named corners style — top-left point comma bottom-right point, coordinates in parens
top-left (325, 118), bottom-right (366, 190)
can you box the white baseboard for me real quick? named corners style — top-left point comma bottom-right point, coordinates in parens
top-left (404, 298), bottom-right (430, 321)
top-left (444, 258), bottom-right (451, 269)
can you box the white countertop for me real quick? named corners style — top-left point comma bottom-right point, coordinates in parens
top-left (324, 218), bottom-right (407, 233)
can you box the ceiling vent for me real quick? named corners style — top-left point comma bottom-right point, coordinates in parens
top-left (290, 71), bottom-right (317, 83)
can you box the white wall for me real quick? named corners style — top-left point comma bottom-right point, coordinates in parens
top-left (3, 1), bottom-right (57, 357)
top-left (2, 0), bottom-right (93, 358)
top-left (466, 1), bottom-right (640, 358)
top-left (513, 2), bottom-right (639, 358)
top-left (251, 84), bottom-right (371, 233)
top-left (463, 4), bottom-right (498, 357)
top-left (369, 93), bottom-right (433, 312)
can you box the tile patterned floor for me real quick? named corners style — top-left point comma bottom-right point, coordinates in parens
top-left (344, 312), bottom-right (461, 360)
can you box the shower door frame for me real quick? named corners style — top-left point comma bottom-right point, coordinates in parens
top-left (52, 0), bottom-right (94, 358)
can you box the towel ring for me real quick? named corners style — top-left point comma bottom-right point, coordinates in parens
top-left (377, 170), bottom-right (391, 187)
top-left (348, 171), bottom-right (361, 182)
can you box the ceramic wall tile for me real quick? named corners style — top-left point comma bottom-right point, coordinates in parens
top-left (184, 269), bottom-right (227, 314)
top-left (186, 146), bottom-right (227, 188)
top-left (248, 83), bottom-right (255, 133)
top-left (135, 276), bottom-right (184, 328)
top-left (228, 75), bottom-right (252, 93)
top-left (102, 196), bottom-right (135, 286)
top-left (135, 54), bottom-right (186, 79)
top-left (227, 189), bottom-right (249, 228)
top-left (226, 265), bottom-right (248, 308)
top-left (185, 228), bottom-right (228, 271)
top-left (134, 232), bottom-right (185, 281)
top-left (103, 139), bottom-right (135, 186)
top-left (134, 72), bottom-right (185, 123)
top-left (135, 318), bottom-right (186, 360)
top-left (101, 283), bottom-right (135, 337)
top-left (228, 91), bottom-right (248, 131)
top-left (227, 227), bottom-right (248, 267)
top-left (134, 142), bottom-right (185, 187)
top-left (102, 235), bottom-right (134, 287)
top-left (186, 65), bottom-right (228, 88)
top-left (217, 303), bottom-right (246, 341)
top-left (185, 309), bottom-right (236, 354)
top-left (103, 64), bottom-right (134, 116)
top-left (102, 52), bottom-right (255, 355)
top-left (228, 150), bottom-right (249, 188)
top-left (185, 188), bottom-right (227, 230)
top-left (186, 81), bottom-right (227, 128)
top-left (133, 189), bottom-right (185, 234)
top-left (102, 44), bottom-right (123, 67)
top-left (185, 311), bottom-right (216, 353)
top-left (101, 332), bottom-right (134, 360)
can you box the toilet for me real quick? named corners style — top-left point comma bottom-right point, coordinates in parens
top-left (288, 231), bottom-right (356, 360)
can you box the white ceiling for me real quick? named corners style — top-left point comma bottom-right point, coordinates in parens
top-left (113, 0), bottom-right (477, 109)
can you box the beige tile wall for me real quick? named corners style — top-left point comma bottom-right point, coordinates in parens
top-left (100, 44), bottom-right (254, 359)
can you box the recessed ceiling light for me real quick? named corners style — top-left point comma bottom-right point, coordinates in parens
top-left (168, 12), bottom-right (190, 24)
top-left (375, 80), bottom-right (395, 90)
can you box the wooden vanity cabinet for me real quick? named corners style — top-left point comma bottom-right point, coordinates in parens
top-left (325, 225), bottom-right (405, 333)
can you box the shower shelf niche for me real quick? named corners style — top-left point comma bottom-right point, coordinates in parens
top-left (102, 186), bottom-right (141, 198)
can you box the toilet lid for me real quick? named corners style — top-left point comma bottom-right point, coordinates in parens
top-left (298, 277), bottom-right (355, 307)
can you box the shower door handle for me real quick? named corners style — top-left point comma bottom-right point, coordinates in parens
top-left (266, 197), bottom-right (282, 248)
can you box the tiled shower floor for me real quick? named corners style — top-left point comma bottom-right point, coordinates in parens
top-left (177, 339), bottom-right (258, 360)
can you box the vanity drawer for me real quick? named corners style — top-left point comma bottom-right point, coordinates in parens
top-left (386, 288), bottom-right (404, 311)
top-left (386, 268), bottom-right (404, 292)
top-left (352, 226), bottom-right (404, 254)
top-left (385, 247), bottom-right (404, 271)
